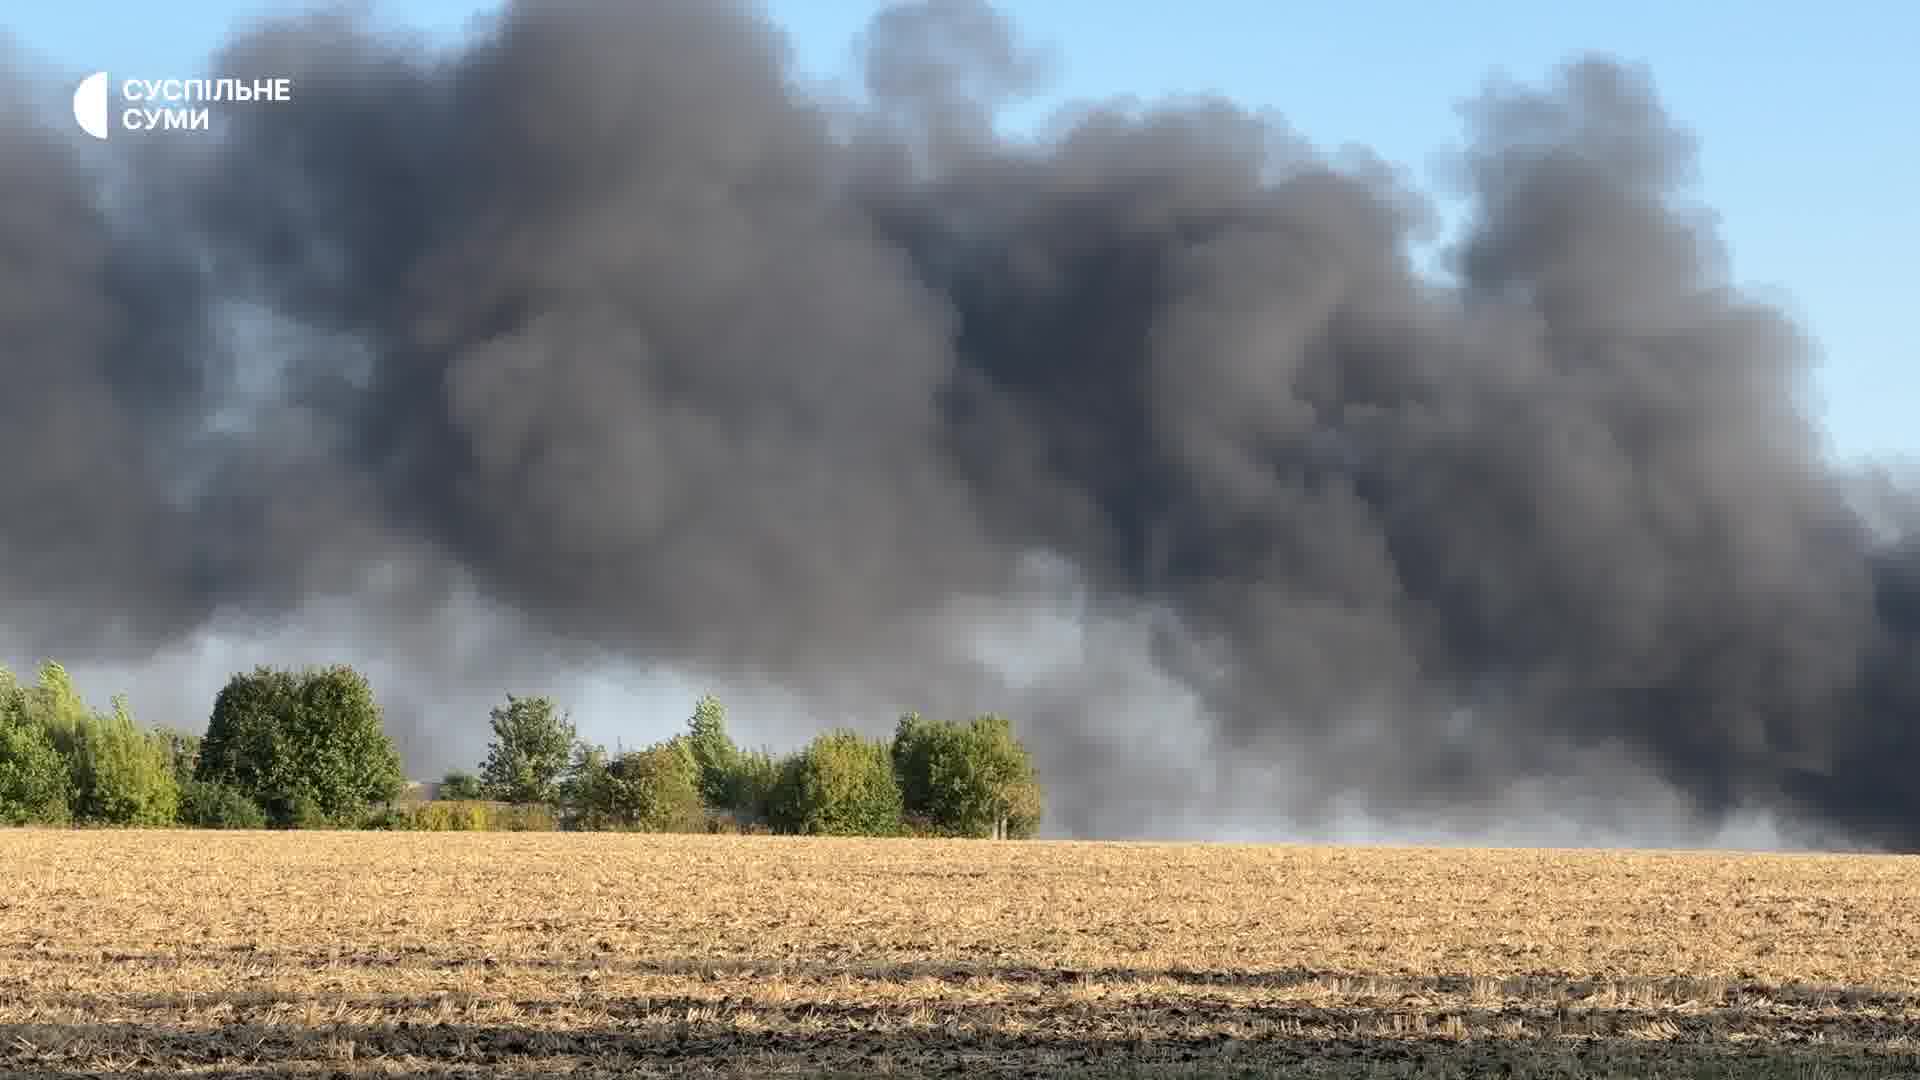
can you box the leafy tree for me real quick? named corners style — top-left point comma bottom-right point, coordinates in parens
top-left (16, 662), bottom-right (93, 774)
top-left (558, 741), bottom-right (614, 830)
top-left (768, 729), bottom-right (902, 836)
top-left (157, 728), bottom-right (202, 788)
top-left (684, 694), bottom-right (740, 807)
top-left (70, 700), bottom-right (179, 826)
top-left (999, 770), bottom-right (1045, 839)
top-left (557, 739), bottom-right (705, 832)
top-left (725, 747), bottom-right (783, 823)
top-left (4, 662), bottom-right (178, 826)
top-left (890, 712), bottom-right (936, 816)
top-left (195, 665), bottom-right (405, 828)
top-left (960, 714), bottom-right (1044, 839)
top-left (0, 668), bottom-right (69, 825)
top-left (439, 769), bottom-right (485, 801)
top-left (892, 713), bottom-right (1043, 839)
top-left (605, 742), bottom-right (706, 832)
top-left (479, 695), bottom-right (575, 805)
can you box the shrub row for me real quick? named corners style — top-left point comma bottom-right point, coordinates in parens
top-left (445, 702), bottom-right (1043, 838)
top-left (2, 663), bottom-right (1046, 839)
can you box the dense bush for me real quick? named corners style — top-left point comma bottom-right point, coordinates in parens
top-left (365, 800), bottom-right (556, 832)
top-left (359, 806), bottom-right (408, 830)
top-left (158, 729), bottom-right (202, 787)
top-left (564, 740), bottom-right (705, 832)
top-left (703, 810), bottom-right (772, 835)
top-left (177, 780), bottom-right (268, 829)
top-left (614, 743), bottom-right (707, 832)
top-left (499, 802), bottom-right (559, 831)
top-left (70, 707), bottom-right (179, 826)
top-left (267, 791), bottom-right (333, 830)
top-left (557, 743), bottom-right (610, 829)
top-left (722, 748), bottom-right (782, 823)
top-left (528, 702), bottom-right (1043, 838)
top-left (0, 725), bottom-right (68, 825)
top-left (196, 665), bottom-right (405, 826)
top-left (768, 729), bottom-right (902, 836)
top-left (896, 813), bottom-right (947, 839)
top-left (0, 670), bottom-right (69, 825)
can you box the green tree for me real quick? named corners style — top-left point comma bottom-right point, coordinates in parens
top-left (725, 747), bottom-right (782, 823)
top-left (157, 728), bottom-right (202, 788)
top-left (16, 662), bottom-right (93, 774)
top-left (195, 665), bottom-right (405, 828)
top-left (892, 713), bottom-right (1043, 839)
top-left (960, 714), bottom-right (1044, 840)
top-left (768, 729), bottom-right (902, 836)
top-left (890, 712), bottom-right (936, 817)
top-left (607, 742), bottom-right (706, 832)
top-left (556, 740), bottom-right (705, 832)
top-left (558, 742), bottom-right (613, 829)
top-left (5, 662), bottom-right (179, 826)
top-left (439, 770), bottom-right (485, 801)
top-left (70, 699), bottom-right (179, 826)
top-left (479, 695), bottom-right (575, 805)
top-left (684, 694), bottom-right (739, 807)
top-left (558, 741), bottom-right (614, 829)
top-left (0, 667), bottom-right (69, 825)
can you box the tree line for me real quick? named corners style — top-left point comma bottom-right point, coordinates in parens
top-left (0, 661), bottom-right (1044, 837)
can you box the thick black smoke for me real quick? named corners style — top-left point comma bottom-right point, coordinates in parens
top-left (2, 0), bottom-right (1915, 845)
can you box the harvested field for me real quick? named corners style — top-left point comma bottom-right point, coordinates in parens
top-left (3, 832), bottom-right (1920, 1077)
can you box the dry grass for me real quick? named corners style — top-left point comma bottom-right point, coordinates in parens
top-left (3, 831), bottom-right (1920, 1077)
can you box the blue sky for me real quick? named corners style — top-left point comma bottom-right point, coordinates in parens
top-left (6, 0), bottom-right (1913, 463)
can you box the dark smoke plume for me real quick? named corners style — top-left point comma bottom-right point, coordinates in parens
top-left (2, 0), bottom-right (1915, 846)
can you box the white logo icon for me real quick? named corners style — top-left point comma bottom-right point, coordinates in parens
top-left (73, 71), bottom-right (111, 140)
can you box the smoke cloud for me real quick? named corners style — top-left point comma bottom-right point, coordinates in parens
top-left (2, 0), bottom-right (1915, 846)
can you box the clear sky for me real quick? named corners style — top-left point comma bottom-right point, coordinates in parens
top-left (6, 0), bottom-right (1913, 466)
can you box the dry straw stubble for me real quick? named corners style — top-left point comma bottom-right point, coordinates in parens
top-left (3, 831), bottom-right (1920, 1077)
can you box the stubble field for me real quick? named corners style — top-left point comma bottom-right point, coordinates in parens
top-left (2, 832), bottom-right (1919, 1078)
